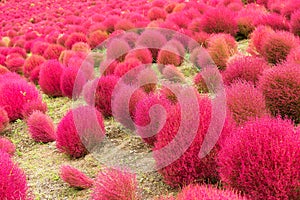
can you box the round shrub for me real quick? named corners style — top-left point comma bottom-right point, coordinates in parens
top-left (43, 44), bottom-right (65, 60)
top-left (0, 107), bottom-right (9, 133)
top-left (0, 151), bottom-right (29, 200)
top-left (177, 184), bottom-right (246, 200)
top-left (254, 13), bottom-right (290, 31)
top-left (223, 55), bottom-right (270, 86)
top-left (31, 41), bottom-right (49, 56)
top-left (154, 95), bottom-right (233, 187)
top-left (0, 137), bottom-right (15, 156)
top-left (60, 165), bottom-right (93, 189)
top-left (39, 59), bottom-right (64, 97)
top-left (147, 7), bottom-right (167, 21)
top-left (194, 72), bottom-right (209, 93)
top-left (200, 7), bottom-right (238, 36)
top-left (106, 38), bottom-right (131, 62)
top-left (261, 31), bottom-right (299, 64)
top-left (0, 65), bottom-right (9, 75)
top-left (60, 66), bottom-right (87, 99)
top-left (23, 54), bottom-right (45, 79)
top-left (65, 32), bottom-right (88, 49)
top-left (84, 75), bottom-right (119, 117)
top-left (247, 26), bottom-right (274, 56)
top-left (5, 56), bottom-right (24, 73)
top-left (88, 30), bottom-right (108, 49)
top-left (134, 93), bottom-right (173, 145)
top-left (207, 34), bottom-right (238, 70)
top-left (125, 48), bottom-right (153, 64)
top-left (91, 168), bottom-right (140, 200)
top-left (56, 106), bottom-right (105, 158)
top-left (114, 58), bottom-right (142, 83)
top-left (291, 10), bottom-right (300, 36)
top-left (259, 63), bottom-right (300, 124)
top-left (157, 44), bottom-right (182, 66)
top-left (27, 111), bottom-right (56, 143)
top-left (0, 79), bottom-right (40, 121)
top-left (162, 64), bottom-right (185, 83)
top-left (218, 117), bottom-right (300, 199)
top-left (226, 81), bottom-right (268, 125)
top-left (114, 19), bottom-right (135, 31)
top-left (71, 42), bottom-right (91, 52)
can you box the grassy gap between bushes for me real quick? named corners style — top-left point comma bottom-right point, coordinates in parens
top-left (4, 40), bottom-right (248, 200)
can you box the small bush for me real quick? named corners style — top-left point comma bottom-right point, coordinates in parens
top-left (0, 137), bottom-right (15, 156)
top-left (60, 165), bottom-right (93, 189)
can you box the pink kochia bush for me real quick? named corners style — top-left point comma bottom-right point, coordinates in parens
top-left (0, 151), bottom-right (29, 200)
top-left (176, 184), bottom-right (245, 200)
top-left (259, 63), bottom-right (300, 124)
top-left (91, 168), bottom-right (140, 200)
top-left (39, 59), bottom-right (64, 97)
top-left (56, 106), bottom-right (105, 158)
top-left (0, 75), bottom-right (40, 121)
top-left (21, 98), bottom-right (48, 119)
top-left (290, 10), bottom-right (300, 36)
top-left (0, 137), bottom-right (15, 156)
top-left (60, 165), bottom-right (93, 189)
top-left (84, 75), bottom-right (119, 117)
top-left (218, 117), bottom-right (300, 199)
top-left (22, 54), bottom-right (45, 80)
top-left (26, 111), bottom-right (56, 143)
top-left (154, 95), bottom-right (233, 187)
top-left (223, 56), bottom-right (270, 86)
top-left (226, 81), bottom-right (268, 125)
top-left (0, 107), bottom-right (9, 133)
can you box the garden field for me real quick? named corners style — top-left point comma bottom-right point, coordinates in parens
top-left (0, 0), bottom-right (299, 199)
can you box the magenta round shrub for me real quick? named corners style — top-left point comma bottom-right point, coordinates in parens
top-left (0, 79), bottom-right (39, 121)
top-left (8, 47), bottom-right (26, 58)
top-left (84, 75), bottom-right (119, 117)
top-left (247, 26), bottom-right (274, 56)
top-left (39, 59), bottom-right (64, 97)
top-left (60, 66), bottom-right (87, 99)
top-left (43, 44), bottom-right (65, 60)
top-left (154, 95), bottom-right (234, 187)
top-left (65, 32), bottom-right (88, 49)
top-left (137, 30), bottom-right (167, 61)
top-left (125, 48), bottom-right (153, 64)
top-left (0, 137), bottom-right (15, 156)
top-left (88, 30), bottom-right (108, 49)
top-left (200, 7), bottom-right (238, 36)
top-left (27, 111), bottom-right (56, 143)
top-left (290, 10), bottom-right (300, 36)
top-left (31, 41), bottom-right (50, 56)
top-left (91, 168), bottom-right (140, 200)
top-left (254, 13), bottom-right (290, 31)
top-left (259, 63), bottom-right (300, 124)
top-left (114, 58), bottom-right (142, 81)
top-left (0, 107), bottom-right (9, 133)
top-left (0, 151), bottom-right (29, 200)
top-left (147, 7), bottom-right (167, 21)
top-left (226, 81), bottom-right (268, 125)
top-left (71, 42), bottom-right (91, 52)
top-left (157, 44), bottom-right (182, 66)
top-left (23, 54), bottom-right (45, 79)
top-left (56, 106), bottom-right (105, 158)
top-left (223, 55), bottom-right (270, 86)
top-left (106, 38), bottom-right (131, 62)
top-left (5, 56), bottom-right (24, 73)
top-left (134, 93), bottom-right (173, 145)
top-left (218, 117), bottom-right (300, 199)
top-left (177, 184), bottom-right (245, 200)
top-left (261, 30), bottom-right (299, 64)
top-left (60, 165), bottom-right (93, 189)
top-left (114, 19), bottom-right (135, 31)
top-left (207, 34), bottom-right (238, 70)
top-left (21, 98), bottom-right (48, 119)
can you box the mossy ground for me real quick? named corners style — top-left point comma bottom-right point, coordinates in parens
top-left (3, 40), bottom-right (249, 200)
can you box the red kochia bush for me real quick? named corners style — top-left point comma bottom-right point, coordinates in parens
top-left (23, 54), bottom-right (45, 79)
top-left (60, 165), bottom-right (93, 189)
top-left (223, 55), bottom-right (270, 86)
top-left (0, 137), bottom-right (15, 156)
top-left (290, 10), bottom-right (300, 36)
top-left (88, 30), bottom-right (108, 49)
top-left (218, 117), bottom-right (300, 199)
top-left (125, 48), bottom-right (153, 64)
top-left (254, 13), bottom-right (290, 31)
top-left (84, 75), bottom-right (119, 117)
top-left (207, 34), bottom-right (238, 70)
top-left (43, 44), bottom-right (65, 60)
top-left (21, 98), bottom-right (48, 119)
top-left (0, 107), bottom-right (9, 133)
top-left (60, 66), bottom-right (87, 99)
top-left (147, 7), bottom-right (167, 21)
top-left (5, 56), bottom-right (24, 73)
top-left (0, 78), bottom-right (39, 121)
top-left (65, 32), bottom-right (88, 49)
top-left (27, 111), bottom-right (56, 143)
top-left (200, 7), bottom-right (238, 36)
top-left (259, 63), bottom-right (300, 124)
top-left (157, 44), bottom-right (182, 66)
top-left (261, 31), bottom-right (299, 64)
top-left (226, 81), bottom-right (268, 125)
top-left (91, 168), bottom-right (140, 200)
top-left (106, 39), bottom-right (131, 62)
top-left (39, 59), bottom-right (64, 97)
top-left (177, 184), bottom-right (246, 200)
top-left (0, 151), bottom-right (28, 200)
top-left (56, 106), bottom-right (105, 158)
top-left (154, 95), bottom-right (233, 187)
top-left (247, 26), bottom-right (274, 56)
